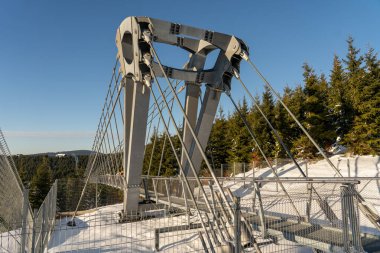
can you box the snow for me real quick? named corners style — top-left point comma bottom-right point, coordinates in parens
top-left (0, 229), bottom-right (21, 253)
top-left (45, 155), bottom-right (380, 252)
top-left (222, 155), bottom-right (380, 236)
top-left (47, 203), bottom-right (312, 253)
top-left (48, 204), bottom-right (210, 252)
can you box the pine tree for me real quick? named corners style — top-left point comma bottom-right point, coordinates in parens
top-left (328, 55), bottom-right (353, 140)
top-left (29, 157), bottom-right (53, 209)
top-left (347, 48), bottom-right (380, 154)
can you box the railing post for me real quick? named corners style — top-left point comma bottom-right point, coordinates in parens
top-left (164, 179), bottom-right (171, 209)
top-left (234, 162), bottom-right (236, 184)
top-left (53, 180), bottom-right (57, 222)
top-left (234, 196), bottom-right (241, 253)
top-left (142, 178), bottom-right (150, 201)
top-left (152, 178), bottom-right (159, 203)
top-left (347, 184), bottom-right (363, 252)
top-left (95, 181), bottom-right (98, 208)
top-left (243, 163), bottom-right (246, 188)
top-left (275, 158), bottom-right (278, 192)
top-left (252, 172), bottom-right (256, 213)
top-left (254, 182), bottom-right (267, 238)
top-left (209, 181), bottom-right (216, 216)
top-left (31, 209), bottom-right (37, 253)
top-left (40, 203), bottom-right (47, 252)
top-left (341, 184), bottom-right (351, 252)
top-left (197, 184), bottom-right (201, 202)
top-left (20, 189), bottom-right (29, 253)
top-left (155, 228), bottom-right (160, 251)
top-left (306, 183), bottom-right (313, 222)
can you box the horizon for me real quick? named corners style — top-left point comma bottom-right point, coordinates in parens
top-left (1, 1), bottom-right (380, 154)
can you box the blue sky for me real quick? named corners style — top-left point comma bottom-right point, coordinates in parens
top-left (0, 0), bottom-right (379, 154)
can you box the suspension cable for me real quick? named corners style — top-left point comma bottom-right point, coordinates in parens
top-left (147, 40), bottom-right (235, 218)
top-left (71, 79), bottom-right (123, 222)
top-left (234, 73), bottom-right (306, 177)
top-left (226, 91), bottom-right (301, 217)
top-left (150, 83), bottom-right (217, 251)
top-left (157, 98), bottom-right (175, 177)
top-left (244, 58), bottom-right (343, 177)
top-left (146, 81), bottom-right (182, 176)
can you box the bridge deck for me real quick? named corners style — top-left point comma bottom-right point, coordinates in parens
top-left (141, 190), bottom-right (380, 253)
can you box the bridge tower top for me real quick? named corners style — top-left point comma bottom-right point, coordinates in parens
top-left (115, 16), bottom-right (249, 91)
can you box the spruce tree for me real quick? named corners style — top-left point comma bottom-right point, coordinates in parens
top-left (207, 107), bottom-right (231, 170)
top-left (293, 64), bottom-right (334, 157)
top-left (328, 55), bottom-right (353, 140)
top-left (287, 85), bottom-right (306, 141)
top-left (227, 97), bottom-right (252, 163)
top-left (274, 86), bottom-right (295, 157)
top-left (343, 37), bottom-right (365, 112)
top-left (29, 157), bottom-right (53, 209)
top-left (254, 86), bottom-right (276, 157)
top-left (347, 48), bottom-right (380, 154)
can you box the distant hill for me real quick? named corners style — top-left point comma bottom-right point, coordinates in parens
top-left (31, 150), bottom-right (93, 157)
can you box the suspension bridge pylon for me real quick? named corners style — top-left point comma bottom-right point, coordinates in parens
top-left (115, 16), bottom-right (248, 215)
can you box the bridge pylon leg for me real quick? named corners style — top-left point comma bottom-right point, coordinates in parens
top-left (122, 79), bottom-right (150, 217)
top-left (181, 83), bottom-right (200, 174)
top-left (183, 87), bottom-right (221, 178)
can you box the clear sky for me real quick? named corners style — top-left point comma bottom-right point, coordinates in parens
top-left (0, 0), bottom-right (379, 154)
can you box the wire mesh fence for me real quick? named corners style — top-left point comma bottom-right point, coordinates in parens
top-left (0, 129), bottom-right (29, 233)
top-left (56, 178), bottom-right (123, 213)
top-left (0, 129), bottom-right (33, 253)
top-left (2, 175), bottom-right (379, 252)
top-left (0, 181), bottom-right (57, 253)
top-left (9, 176), bottom-right (375, 252)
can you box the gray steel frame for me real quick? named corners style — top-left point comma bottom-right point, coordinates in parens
top-left (115, 16), bottom-right (248, 212)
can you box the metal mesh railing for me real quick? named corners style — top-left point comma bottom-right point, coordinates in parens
top-left (0, 129), bottom-right (32, 252)
top-left (33, 180), bottom-right (58, 252)
top-left (0, 181), bottom-right (58, 253)
top-left (2, 178), bottom-right (364, 252)
top-left (2, 174), bottom-right (377, 252)
top-left (0, 129), bottom-right (28, 232)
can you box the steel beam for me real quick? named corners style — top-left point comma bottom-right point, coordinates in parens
top-left (184, 87), bottom-right (221, 177)
top-left (123, 80), bottom-right (150, 213)
top-left (181, 84), bottom-right (200, 171)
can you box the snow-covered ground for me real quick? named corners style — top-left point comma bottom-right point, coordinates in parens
top-left (47, 203), bottom-right (312, 253)
top-left (45, 155), bottom-right (379, 252)
top-left (0, 229), bottom-right (22, 253)
top-left (48, 204), bottom-right (209, 252)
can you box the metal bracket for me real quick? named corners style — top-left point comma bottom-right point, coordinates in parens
top-left (116, 16), bottom-right (249, 91)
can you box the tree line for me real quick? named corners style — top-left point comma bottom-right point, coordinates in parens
top-left (143, 37), bottom-right (379, 176)
top-left (13, 155), bottom-right (88, 209)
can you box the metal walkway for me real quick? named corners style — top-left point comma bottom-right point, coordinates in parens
top-left (140, 188), bottom-right (380, 253)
